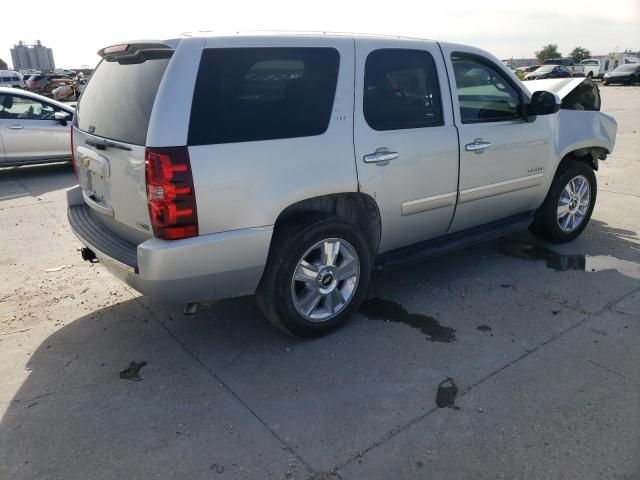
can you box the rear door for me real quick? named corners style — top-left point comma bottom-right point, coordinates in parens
top-left (0, 92), bottom-right (70, 163)
top-left (353, 39), bottom-right (459, 253)
top-left (441, 47), bottom-right (553, 232)
top-left (72, 42), bottom-right (177, 244)
top-left (186, 36), bottom-right (356, 236)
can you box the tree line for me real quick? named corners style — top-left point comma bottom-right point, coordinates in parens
top-left (535, 44), bottom-right (640, 64)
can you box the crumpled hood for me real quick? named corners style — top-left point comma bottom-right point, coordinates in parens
top-left (524, 77), bottom-right (601, 112)
top-left (523, 78), bottom-right (589, 99)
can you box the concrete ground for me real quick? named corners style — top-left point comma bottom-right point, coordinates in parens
top-left (1, 86), bottom-right (639, 480)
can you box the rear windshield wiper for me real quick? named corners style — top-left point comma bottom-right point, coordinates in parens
top-left (85, 138), bottom-right (132, 151)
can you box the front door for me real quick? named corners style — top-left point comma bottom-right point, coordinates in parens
top-left (441, 49), bottom-right (554, 232)
top-left (0, 93), bottom-right (70, 164)
top-left (354, 40), bottom-right (459, 253)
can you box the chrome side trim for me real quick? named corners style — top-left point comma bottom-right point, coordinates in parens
top-left (459, 173), bottom-right (544, 203)
top-left (402, 191), bottom-right (457, 216)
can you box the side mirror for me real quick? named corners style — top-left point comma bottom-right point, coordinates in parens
top-left (527, 90), bottom-right (560, 117)
top-left (54, 111), bottom-right (70, 125)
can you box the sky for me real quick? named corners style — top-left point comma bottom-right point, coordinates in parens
top-left (1, 0), bottom-right (639, 69)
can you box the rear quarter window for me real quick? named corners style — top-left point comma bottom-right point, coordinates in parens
top-left (188, 47), bottom-right (340, 145)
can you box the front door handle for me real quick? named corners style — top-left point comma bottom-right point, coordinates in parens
top-left (465, 139), bottom-right (491, 153)
top-left (363, 150), bottom-right (399, 165)
top-left (7, 125), bottom-right (24, 130)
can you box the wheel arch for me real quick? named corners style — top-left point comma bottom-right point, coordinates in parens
top-left (272, 193), bottom-right (382, 255)
top-left (554, 146), bottom-right (610, 175)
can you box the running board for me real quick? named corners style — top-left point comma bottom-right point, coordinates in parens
top-left (375, 212), bottom-right (534, 270)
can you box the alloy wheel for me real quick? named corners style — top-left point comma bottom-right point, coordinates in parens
top-left (557, 175), bottom-right (591, 232)
top-left (290, 238), bottom-right (360, 322)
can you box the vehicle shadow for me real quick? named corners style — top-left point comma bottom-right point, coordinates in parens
top-left (0, 296), bottom-right (294, 479)
top-left (0, 162), bottom-right (74, 203)
top-left (1, 216), bottom-right (638, 478)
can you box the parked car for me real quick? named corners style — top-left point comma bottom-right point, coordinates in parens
top-left (0, 86), bottom-right (74, 166)
top-left (519, 65), bottom-right (543, 74)
top-left (0, 70), bottom-right (24, 88)
top-left (603, 64), bottom-right (640, 85)
top-left (24, 74), bottom-right (73, 96)
top-left (55, 69), bottom-right (77, 76)
top-left (543, 58), bottom-right (585, 76)
top-left (67, 34), bottom-right (617, 337)
top-left (525, 65), bottom-right (572, 80)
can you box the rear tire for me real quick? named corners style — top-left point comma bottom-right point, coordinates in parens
top-left (256, 216), bottom-right (372, 337)
top-left (530, 161), bottom-right (597, 243)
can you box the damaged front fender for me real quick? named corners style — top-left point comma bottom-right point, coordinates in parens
top-left (524, 77), bottom-right (617, 168)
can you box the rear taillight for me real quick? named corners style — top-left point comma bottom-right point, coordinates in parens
top-left (145, 147), bottom-right (198, 240)
top-left (70, 128), bottom-right (78, 182)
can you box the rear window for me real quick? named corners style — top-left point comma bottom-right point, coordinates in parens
top-left (188, 47), bottom-right (339, 146)
top-left (29, 75), bottom-right (45, 81)
top-left (75, 51), bottom-right (171, 145)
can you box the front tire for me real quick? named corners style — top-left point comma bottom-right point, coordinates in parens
top-left (530, 161), bottom-right (597, 243)
top-left (256, 217), bottom-right (372, 337)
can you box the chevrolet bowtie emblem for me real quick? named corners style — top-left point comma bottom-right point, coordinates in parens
top-left (79, 154), bottom-right (90, 168)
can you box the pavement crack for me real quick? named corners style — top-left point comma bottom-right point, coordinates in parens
top-left (600, 189), bottom-right (640, 198)
top-left (585, 359), bottom-right (628, 380)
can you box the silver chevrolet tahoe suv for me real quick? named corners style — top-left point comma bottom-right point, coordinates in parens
top-left (67, 33), bottom-right (617, 337)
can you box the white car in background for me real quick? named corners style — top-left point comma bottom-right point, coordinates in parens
top-left (0, 70), bottom-right (24, 88)
top-left (0, 86), bottom-right (74, 167)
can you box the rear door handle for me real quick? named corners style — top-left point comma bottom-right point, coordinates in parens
top-left (465, 139), bottom-right (491, 153)
top-left (363, 150), bottom-right (399, 165)
top-left (7, 125), bottom-right (24, 130)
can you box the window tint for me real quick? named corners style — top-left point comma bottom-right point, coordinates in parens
top-left (451, 54), bottom-right (521, 124)
top-left (363, 49), bottom-right (442, 131)
top-left (0, 94), bottom-right (63, 120)
top-left (75, 52), bottom-right (171, 145)
top-left (188, 47), bottom-right (340, 145)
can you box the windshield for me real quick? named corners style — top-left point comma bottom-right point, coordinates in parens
top-left (614, 64), bottom-right (638, 72)
top-left (75, 51), bottom-right (171, 145)
top-left (580, 60), bottom-right (599, 65)
top-left (535, 65), bottom-right (554, 73)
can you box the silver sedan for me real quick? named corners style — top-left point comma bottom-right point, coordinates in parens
top-left (0, 86), bottom-right (74, 167)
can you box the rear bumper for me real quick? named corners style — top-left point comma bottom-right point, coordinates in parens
top-left (66, 185), bottom-right (273, 304)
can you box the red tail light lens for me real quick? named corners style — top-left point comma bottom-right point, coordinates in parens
top-left (145, 147), bottom-right (198, 240)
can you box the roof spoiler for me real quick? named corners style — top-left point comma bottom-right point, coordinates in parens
top-left (97, 42), bottom-right (174, 62)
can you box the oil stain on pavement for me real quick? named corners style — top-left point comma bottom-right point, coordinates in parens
top-left (119, 361), bottom-right (148, 381)
top-left (360, 298), bottom-right (456, 342)
top-left (499, 242), bottom-right (640, 280)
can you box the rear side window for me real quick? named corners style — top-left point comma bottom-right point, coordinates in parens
top-left (75, 51), bottom-right (171, 145)
top-left (363, 49), bottom-right (443, 131)
top-left (188, 47), bottom-right (339, 145)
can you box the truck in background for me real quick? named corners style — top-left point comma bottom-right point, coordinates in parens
top-left (581, 55), bottom-right (640, 79)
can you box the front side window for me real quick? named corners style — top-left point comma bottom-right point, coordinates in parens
top-left (0, 94), bottom-right (61, 120)
top-left (363, 49), bottom-right (443, 131)
top-left (188, 47), bottom-right (340, 145)
top-left (451, 54), bottom-right (521, 124)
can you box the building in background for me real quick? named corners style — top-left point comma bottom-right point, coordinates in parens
top-left (10, 41), bottom-right (55, 71)
top-left (0, 58), bottom-right (8, 70)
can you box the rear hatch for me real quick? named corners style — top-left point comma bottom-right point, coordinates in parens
top-left (73, 43), bottom-right (173, 244)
